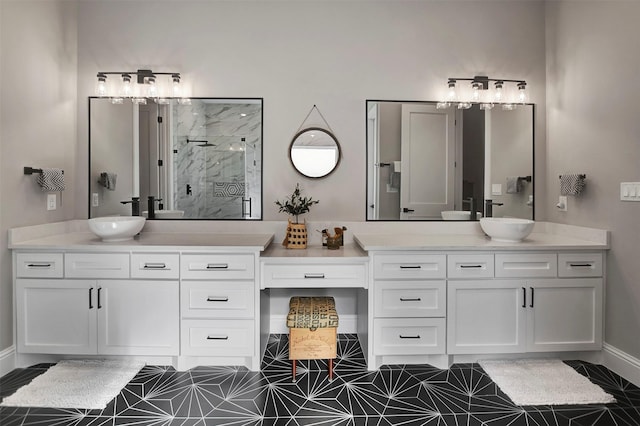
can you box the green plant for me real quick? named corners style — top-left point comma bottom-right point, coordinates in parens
top-left (275, 183), bottom-right (319, 223)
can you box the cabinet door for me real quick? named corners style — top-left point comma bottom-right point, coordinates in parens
top-left (16, 279), bottom-right (97, 354)
top-left (447, 280), bottom-right (526, 354)
top-left (97, 280), bottom-right (179, 356)
top-left (527, 278), bottom-right (603, 352)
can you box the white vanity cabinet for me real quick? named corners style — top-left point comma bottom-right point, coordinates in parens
top-left (15, 251), bottom-right (180, 357)
top-left (447, 252), bottom-right (603, 354)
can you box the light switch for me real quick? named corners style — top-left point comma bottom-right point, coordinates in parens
top-left (620, 182), bottom-right (640, 202)
top-left (492, 184), bottom-right (502, 196)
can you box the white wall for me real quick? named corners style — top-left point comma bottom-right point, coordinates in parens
top-left (546, 2), bottom-right (640, 360)
top-left (0, 1), bottom-right (78, 353)
top-left (76, 0), bottom-right (547, 222)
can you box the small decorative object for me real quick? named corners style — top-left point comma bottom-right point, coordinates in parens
top-left (275, 183), bottom-right (319, 249)
top-left (322, 226), bottom-right (347, 250)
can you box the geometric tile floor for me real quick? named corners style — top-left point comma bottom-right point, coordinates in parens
top-left (1, 334), bottom-right (640, 425)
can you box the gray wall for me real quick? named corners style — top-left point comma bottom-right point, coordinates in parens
top-left (0, 1), bottom-right (78, 352)
top-left (545, 1), bottom-right (640, 359)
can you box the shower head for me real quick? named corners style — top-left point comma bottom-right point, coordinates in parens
top-left (186, 139), bottom-right (216, 147)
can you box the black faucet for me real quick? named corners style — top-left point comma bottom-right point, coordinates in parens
top-left (462, 197), bottom-right (477, 220)
top-left (485, 199), bottom-right (504, 218)
top-left (147, 196), bottom-right (163, 219)
top-left (120, 197), bottom-right (140, 216)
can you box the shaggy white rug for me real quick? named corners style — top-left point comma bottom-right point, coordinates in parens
top-left (1, 359), bottom-right (145, 410)
top-left (479, 359), bottom-right (616, 406)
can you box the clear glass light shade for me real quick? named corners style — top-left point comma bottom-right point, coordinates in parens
top-left (494, 82), bottom-right (503, 102)
top-left (96, 77), bottom-right (107, 97)
top-left (146, 76), bottom-right (157, 97)
top-left (447, 82), bottom-right (457, 102)
top-left (471, 84), bottom-right (481, 102)
top-left (517, 85), bottom-right (528, 103)
top-left (121, 75), bottom-right (132, 97)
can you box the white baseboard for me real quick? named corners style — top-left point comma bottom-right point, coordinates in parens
top-left (270, 314), bottom-right (357, 334)
top-left (603, 343), bottom-right (640, 387)
top-left (0, 345), bottom-right (16, 378)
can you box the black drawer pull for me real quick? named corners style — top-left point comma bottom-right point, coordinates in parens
top-left (143, 263), bottom-right (167, 269)
top-left (27, 263), bottom-right (52, 268)
top-left (460, 264), bottom-right (483, 269)
top-left (399, 265), bottom-right (421, 269)
top-left (97, 287), bottom-right (102, 309)
top-left (530, 287), bottom-right (535, 308)
top-left (89, 288), bottom-right (93, 309)
top-left (207, 297), bottom-right (229, 302)
top-left (568, 263), bottom-right (593, 268)
top-left (304, 273), bottom-right (325, 279)
top-left (206, 264), bottom-right (229, 269)
top-left (522, 287), bottom-right (526, 308)
top-left (400, 297), bottom-right (421, 302)
top-left (399, 335), bottom-right (421, 339)
top-left (207, 336), bottom-right (229, 340)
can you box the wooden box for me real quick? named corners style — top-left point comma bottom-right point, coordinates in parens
top-left (289, 327), bottom-right (337, 360)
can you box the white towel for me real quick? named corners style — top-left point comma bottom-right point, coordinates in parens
top-left (99, 172), bottom-right (117, 190)
top-left (560, 174), bottom-right (586, 196)
top-left (36, 168), bottom-right (65, 192)
top-left (506, 177), bottom-right (524, 194)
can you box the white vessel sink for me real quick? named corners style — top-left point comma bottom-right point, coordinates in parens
top-left (142, 210), bottom-right (185, 219)
top-left (480, 217), bottom-right (535, 242)
top-left (88, 216), bottom-right (146, 242)
top-left (441, 210), bottom-right (483, 220)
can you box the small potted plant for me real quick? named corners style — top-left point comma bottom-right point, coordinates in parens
top-left (275, 183), bottom-right (319, 249)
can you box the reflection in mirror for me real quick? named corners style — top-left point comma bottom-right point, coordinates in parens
top-left (366, 100), bottom-right (533, 221)
top-left (89, 98), bottom-right (263, 219)
top-left (289, 127), bottom-right (341, 178)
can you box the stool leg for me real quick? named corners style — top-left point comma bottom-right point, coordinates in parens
top-left (329, 358), bottom-right (333, 381)
top-left (292, 360), bottom-right (296, 382)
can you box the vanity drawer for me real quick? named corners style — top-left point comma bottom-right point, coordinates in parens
top-left (181, 319), bottom-right (254, 356)
top-left (495, 253), bottom-right (557, 278)
top-left (262, 263), bottom-right (366, 289)
top-left (181, 254), bottom-right (255, 280)
top-left (373, 318), bottom-right (446, 355)
top-left (373, 254), bottom-right (446, 280)
top-left (16, 253), bottom-right (64, 278)
top-left (181, 281), bottom-right (254, 318)
top-left (65, 253), bottom-right (129, 279)
top-left (131, 253), bottom-right (180, 279)
top-left (558, 253), bottom-right (603, 278)
top-left (447, 254), bottom-right (494, 279)
top-left (374, 281), bottom-right (446, 318)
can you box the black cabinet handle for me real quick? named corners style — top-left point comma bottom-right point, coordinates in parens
top-left (206, 264), bottom-right (228, 269)
top-left (207, 336), bottom-right (229, 340)
top-left (97, 287), bottom-right (102, 309)
top-left (143, 263), bottom-right (167, 269)
top-left (460, 265), bottom-right (483, 269)
top-left (89, 288), bottom-right (93, 309)
top-left (400, 297), bottom-right (421, 302)
top-left (402, 208), bottom-right (415, 213)
top-left (530, 287), bottom-right (535, 308)
top-left (27, 263), bottom-right (52, 268)
top-left (569, 263), bottom-right (593, 268)
top-left (399, 335), bottom-right (421, 339)
top-left (304, 273), bottom-right (325, 279)
top-left (522, 287), bottom-right (526, 308)
top-left (400, 265), bottom-right (421, 269)
top-left (207, 297), bottom-right (229, 302)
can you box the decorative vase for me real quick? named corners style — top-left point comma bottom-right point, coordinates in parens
top-left (282, 219), bottom-right (307, 249)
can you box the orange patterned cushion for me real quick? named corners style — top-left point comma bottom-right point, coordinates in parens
top-left (287, 296), bottom-right (339, 329)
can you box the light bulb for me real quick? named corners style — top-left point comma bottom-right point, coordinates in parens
top-left (446, 79), bottom-right (457, 102)
top-left (146, 75), bottom-right (157, 97)
top-left (121, 74), bottom-right (132, 97)
top-left (172, 74), bottom-right (181, 97)
top-left (96, 73), bottom-right (107, 97)
top-left (494, 81), bottom-right (504, 102)
top-left (517, 82), bottom-right (528, 104)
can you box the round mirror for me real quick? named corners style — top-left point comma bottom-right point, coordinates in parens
top-left (289, 127), bottom-right (341, 178)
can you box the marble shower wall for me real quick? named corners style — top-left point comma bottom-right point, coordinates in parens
top-left (172, 100), bottom-right (262, 219)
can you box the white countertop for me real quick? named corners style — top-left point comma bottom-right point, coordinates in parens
top-left (262, 243), bottom-right (368, 259)
top-left (354, 231), bottom-right (609, 251)
top-left (9, 231), bottom-right (274, 252)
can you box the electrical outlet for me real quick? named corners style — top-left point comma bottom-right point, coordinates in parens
top-left (92, 193), bottom-right (99, 207)
top-left (557, 195), bottom-right (567, 212)
top-left (47, 194), bottom-right (56, 210)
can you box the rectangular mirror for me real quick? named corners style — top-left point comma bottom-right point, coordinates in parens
top-left (89, 97), bottom-right (263, 219)
top-left (366, 100), bottom-right (534, 221)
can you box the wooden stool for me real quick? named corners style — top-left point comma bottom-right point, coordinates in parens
top-left (286, 296), bottom-right (339, 382)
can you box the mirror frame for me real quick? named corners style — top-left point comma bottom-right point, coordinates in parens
top-left (88, 96), bottom-right (264, 220)
top-left (365, 99), bottom-right (535, 221)
top-left (289, 127), bottom-right (342, 179)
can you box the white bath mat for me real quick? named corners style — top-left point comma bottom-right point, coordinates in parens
top-left (479, 359), bottom-right (616, 406)
top-left (1, 359), bottom-right (145, 410)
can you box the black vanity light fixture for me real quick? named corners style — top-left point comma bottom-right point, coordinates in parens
top-left (437, 75), bottom-right (528, 110)
top-left (95, 69), bottom-right (190, 104)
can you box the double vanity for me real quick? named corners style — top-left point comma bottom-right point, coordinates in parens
top-left (9, 220), bottom-right (608, 371)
